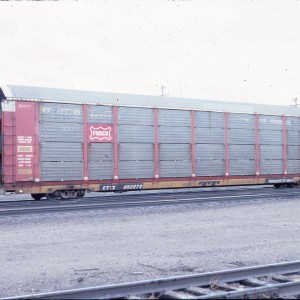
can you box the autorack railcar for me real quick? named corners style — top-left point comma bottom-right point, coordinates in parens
top-left (0, 85), bottom-right (300, 200)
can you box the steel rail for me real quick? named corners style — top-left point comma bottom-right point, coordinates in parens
top-left (3, 261), bottom-right (300, 299)
top-left (1, 189), bottom-right (300, 216)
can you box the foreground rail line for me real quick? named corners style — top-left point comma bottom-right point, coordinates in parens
top-left (1, 187), bottom-right (300, 216)
top-left (4, 261), bottom-right (300, 299)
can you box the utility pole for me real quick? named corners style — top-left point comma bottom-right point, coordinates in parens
top-left (291, 97), bottom-right (298, 107)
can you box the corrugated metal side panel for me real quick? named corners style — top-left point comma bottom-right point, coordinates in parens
top-left (287, 160), bottom-right (300, 174)
top-left (286, 131), bottom-right (300, 145)
top-left (40, 103), bottom-right (82, 123)
top-left (40, 142), bottom-right (82, 161)
top-left (88, 143), bottom-right (113, 179)
top-left (287, 145), bottom-right (300, 159)
top-left (88, 106), bottom-right (113, 124)
top-left (259, 130), bottom-right (283, 144)
top-left (286, 117), bottom-right (300, 130)
top-left (259, 115), bottom-right (283, 130)
top-left (196, 144), bottom-right (225, 159)
top-left (159, 109), bottom-right (190, 127)
top-left (40, 122), bottom-right (83, 142)
top-left (260, 160), bottom-right (283, 174)
top-left (118, 125), bottom-right (154, 143)
top-left (119, 143), bottom-right (153, 161)
top-left (195, 111), bottom-right (224, 128)
top-left (159, 126), bottom-right (191, 143)
top-left (229, 160), bottom-right (256, 175)
top-left (229, 129), bottom-right (255, 144)
top-left (89, 161), bottom-right (113, 180)
top-left (196, 160), bottom-right (225, 176)
top-left (89, 143), bottom-right (113, 161)
top-left (159, 144), bottom-right (191, 160)
top-left (119, 161), bottom-right (154, 179)
top-left (229, 145), bottom-right (255, 160)
top-left (41, 162), bottom-right (83, 181)
top-left (118, 107), bottom-right (153, 125)
top-left (228, 113), bottom-right (255, 129)
top-left (159, 160), bottom-right (191, 178)
top-left (260, 145), bottom-right (283, 160)
top-left (195, 127), bottom-right (224, 144)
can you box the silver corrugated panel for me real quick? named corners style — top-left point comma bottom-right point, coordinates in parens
top-left (40, 122), bottom-right (83, 142)
top-left (229, 145), bottom-right (255, 160)
top-left (195, 127), bottom-right (224, 144)
top-left (118, 125), bottom-right (154, 143)
top-left (5, 85), bottom-right (300, 117)
top-left (259, 115), bottom-right (283, 130)
top-left (287, 160), bottom-right (300, 174)
top-left (88, 161), bottom-right (114, 180)
top-left (229, 160), bottom-right (256, 175)
top-left (41, 161), bottom-right (83, 181)
top-left (159, 144), bottom-right (191, 161)
top-left (286, 130), bottom-right (300, 145)
top-left (196, 144), bottom-right (225, 160)
top-left (88, 105), bottom-right (113, 124)
top-left (119, 161), bottom-right (154, 179)
top-left (159, 126), bottom-right (191, 143)
top-left (195, 111), bottom-right (224, 128)
top-left (259, 130), bottom-right (283, 144)
top-left (260, 145), bottom-right (283, 160)
top-left (159, 109), bottom-right (191, 127)
top-left (40, 103), bottom-right (82, 123)
top-left (287, 145), bottom-right (300, 159)
top-left (159, 160), bottom-right (191, 177)
top-left (119, 143), bottom-right (154, 161)
top-left (286, 117), bottom-right (300, 130)
top-left (89, 143), bottom-right (113, 161)
top-left (228, 113), bottom-right (255, 129)
top-left (229, 129), bottom-right (255, 144)
top-left (40, 142), bottom-right (82, 161)
top-left (260, 160), bottom-right (283, 175)
top-left (118, 107), bottom-right (153, 125)
top-left (196, 160), bottom-right (225, 176)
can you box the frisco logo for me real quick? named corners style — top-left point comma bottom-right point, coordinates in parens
top-left (89, 125), bottom-right (112, 142)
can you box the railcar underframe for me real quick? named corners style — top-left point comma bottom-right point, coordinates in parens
top-left (1, 86), bottom-right (300, 199)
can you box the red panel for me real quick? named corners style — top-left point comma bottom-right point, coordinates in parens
top-left (191, 111), bottom-right (196, 177)
top-left (283, 115), bottom-right (287, 175)
top-left (154, 108), bottom-right (159, 178)
top-left (15, 102), bottom-right (36, 181)
top-left (83, 105), bottom-right (89, 181)
top-left (113, 107), bottom-right (119, 180)
top-left (255, 114), bottom-right (260, 175)
top-left (224, 112), bottom-right (229, 176)
top-left (33, 102), bottom-right (41, 182)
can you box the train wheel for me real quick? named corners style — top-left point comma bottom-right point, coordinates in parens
top-left (46, 192), bottom-right (60, 200)
top-left (31, 193), bottom-right (45, 200)
top-left (59, 190), bottom-right (78, 199)
top-left (76, 190), bottom-right (85, 199)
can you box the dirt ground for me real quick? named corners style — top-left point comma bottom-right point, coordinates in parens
top-left (1, 193), bottom-right (300, 297)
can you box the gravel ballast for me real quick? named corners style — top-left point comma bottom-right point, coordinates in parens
top-left (1, 195), bottom-right (300, 297)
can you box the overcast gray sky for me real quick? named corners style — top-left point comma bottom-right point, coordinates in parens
top-left (1, 0), bottom-right (300, 106)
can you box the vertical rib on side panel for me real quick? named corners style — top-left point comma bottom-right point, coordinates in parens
top-left (195, 111), bottom-right (225, 176)
top-left (118, 107), bottom-right (154, 179)
top-left (40, 103), bottom-right (83, 181)
top-left (159, 109), bottom-right (191, 178)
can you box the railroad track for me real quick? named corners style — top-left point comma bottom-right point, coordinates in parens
top-left (1, 187), bottom-right (300, 216)
top-left (4, 261), bottom-right (300, 299)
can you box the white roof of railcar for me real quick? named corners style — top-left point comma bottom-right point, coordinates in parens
top-left (1, 84), bottom-right (300, 116)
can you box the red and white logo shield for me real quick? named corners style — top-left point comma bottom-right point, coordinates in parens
top-left (89, 124), bottom-right (113, 142)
